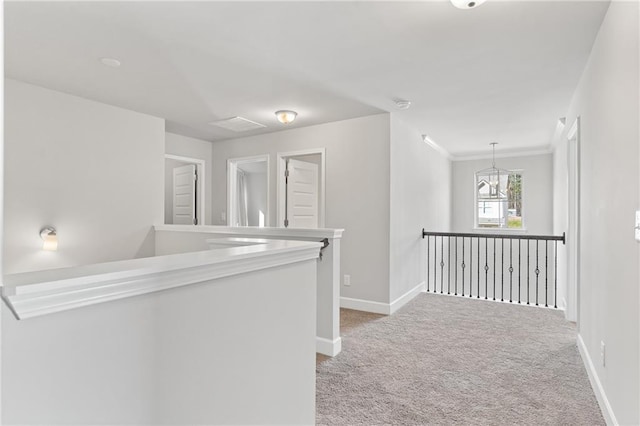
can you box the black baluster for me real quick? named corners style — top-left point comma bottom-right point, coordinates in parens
top-left (455, 237), bottom-right (458, 296)
top-left (535, 240), bottom-right (540, 306)
top-left (484, 238), bottom-right (489, 300)
top-left (477, 237), bottom-right (480, 298)
top-left (436, 237), bottom-right (440, 294)
top-left (461, 238), bottom-right (466, 297)
top-left (440, 236), bottom-right (444, 294)
top-left (518, 240), bottom-right (521, 304)
top-left (527, 241), bottom-right (530, 305)
top-left (554, 241), bottom-right (558, 309)
top-left (493, 238), bottom-right (496, 301)
top-left (501, 238), bottom-right (504, 302)
top-left (509, 239), bottom-right (513, 303)
top-left (545, 241), bottom-right (549, 308)
top-left (427, 236), bottom-right (430, 292)
top-left (448, 236), bottom-right (451, 295)
top-left (469, 237), bottom-right (473, 298)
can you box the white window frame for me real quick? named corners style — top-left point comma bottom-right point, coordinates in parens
top-left (473, 169), bottom-right (526, 232)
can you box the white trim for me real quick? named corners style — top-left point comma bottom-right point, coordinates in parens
top-left (577, 334), bottom-right (617, 425)
top-left (390, 281), bottom-right (426, 314)
top-left (226, 154), bottom-right (270, 227)
top-left (567, 119), bottom-right (579, 141)
top-left (277, 148), bottom-right (326, 228)
top-left (566, 116), bottom-right (580, 323)
top-left (340, 296), bottom-right (390, 315)
top-left (165, 154), bottom-right (206, 226)
top-left (155, 224), bottom-right (343, 240)
top-left (316, 336), bottom-right (342, 357)
top-left (2, 240), bottom-right (321, 320)
top-left (422, 135), bottom-right (452, 160)
top-left (451, 147), bottom-right (553, 162)
top-left (340, 282), bottom-right (425, 315)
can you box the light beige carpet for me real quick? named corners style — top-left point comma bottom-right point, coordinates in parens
top-left (316, 293), bottom-right (604, 425)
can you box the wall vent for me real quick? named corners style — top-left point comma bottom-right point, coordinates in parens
top-left (209, 116), bottom-right (266, 132)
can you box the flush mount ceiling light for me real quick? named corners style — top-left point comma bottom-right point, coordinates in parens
top-left (451, 0), bottom-right (487, 9)
top-left (275, 110), bottom-right (298, 125)
top-left (100, 57), bottom-right (121, 68)
top-left (394, 99), bottom-right (411, 110)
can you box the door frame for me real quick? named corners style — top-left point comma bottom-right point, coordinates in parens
top-left (165, 154), bottom-right (205, 226)
top-left (227, 154), bottom-right (270, 227)
top-left (276, 148), bottom-right (326, 228)
top-left (566, 117), bottom-right (580, 323)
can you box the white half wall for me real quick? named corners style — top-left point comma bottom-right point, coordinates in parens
top-left (553, 2), bottom-right (639, 424)
top-left (1, 259), bottom-right (317, 425)
top-left (165, 132), bottom-right (213, 225)
top-left (211, 114), bottom-right (391, 304)
top-left (389, 115), bottom-right (451, 303)
top-left (4, 79), bottom-right (165, 274)
top-left (452, 154), bottom-right (554, 235)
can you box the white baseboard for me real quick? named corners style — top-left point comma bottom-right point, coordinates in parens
top-left (316, 336), bottom-right (342, 357)
top-left (340, 282), bottom-right (425, 315)
top-left (390, 281), bottom-right (426, 314)
top-left (577, 334), bottom-right (617, 425)
top-left (340, 297), bottom-right (390, 314)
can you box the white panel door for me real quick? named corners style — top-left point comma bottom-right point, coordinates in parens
top-left (286, 159), bottom-right (319, 228)
top-left (173, 164), bottom-right (197, 225)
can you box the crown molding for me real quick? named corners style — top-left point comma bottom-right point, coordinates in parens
top-left (450, 146), bottom-right (553, 162)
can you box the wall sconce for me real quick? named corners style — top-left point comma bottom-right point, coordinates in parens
top-left (40, 227), bottom-right (58, 251)
top-left (275, 110), bottom-right (298, 125)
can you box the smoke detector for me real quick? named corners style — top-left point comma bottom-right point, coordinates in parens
top-left (394, 99), bottom-right (412, 110)
top-left (209, 117), bottom-right (266, 132)
top-left (451, 0), bottom-right (487, 9)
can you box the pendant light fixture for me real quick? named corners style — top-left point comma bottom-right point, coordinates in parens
top-left (476, 143), bottom-right (511, 200)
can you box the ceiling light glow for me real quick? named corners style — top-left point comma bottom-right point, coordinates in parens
top-left (275, 110), bottom-right (298, 124)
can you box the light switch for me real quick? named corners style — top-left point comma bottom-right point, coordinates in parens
top-left (635, 211), bottom-right (640, 242)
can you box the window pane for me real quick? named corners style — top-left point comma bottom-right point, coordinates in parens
top-left (476, 172), bottom-right (523, 229)
top-left (506, 174), bottom-right (522, 229)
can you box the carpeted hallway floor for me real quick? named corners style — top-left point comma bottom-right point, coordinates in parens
top-left (316, 293), bottom-right (604, 425)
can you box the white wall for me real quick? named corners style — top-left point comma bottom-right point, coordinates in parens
top-left (165, 132), bottom-right (213, 225)
top-left (4, 79), bottom-right (165, 274)
top-left (389, 115), bottom-right (451, 303)
top-left (2, 260), bottom-right (317, 425)
top-left (245, 171), bottom-right (268, 226)
top-left (452, 154), bottom-right (554, 234)
top-left (211, 114), bottom-right (391, 304)
top-left (553, 2), bottom-right (639, 423)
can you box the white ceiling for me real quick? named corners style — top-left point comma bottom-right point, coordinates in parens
top-left (5, 1), bottom-right (609, 156)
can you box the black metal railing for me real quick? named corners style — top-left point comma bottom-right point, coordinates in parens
top-left (422, 230), bottom-right (565, 308)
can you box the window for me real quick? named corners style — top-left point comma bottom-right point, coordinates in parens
top-left (475, 171), bottom-right (523, 229)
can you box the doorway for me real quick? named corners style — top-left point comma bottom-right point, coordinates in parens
top-left (164, 154), bottom-right (205, 225)
top-left (277, 148), bottom-right (326, 229)
top-left (566, 117), bottom-right (580, 323)
top-left (227, 155), bottom-right (269, 227)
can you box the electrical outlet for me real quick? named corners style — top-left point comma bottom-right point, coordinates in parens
top-left (600, 341), bottom-right (606, 367)
top-left (220, 211), bottom-right (227, 223)
top-left (344, 275), bottom-right (351, 286)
